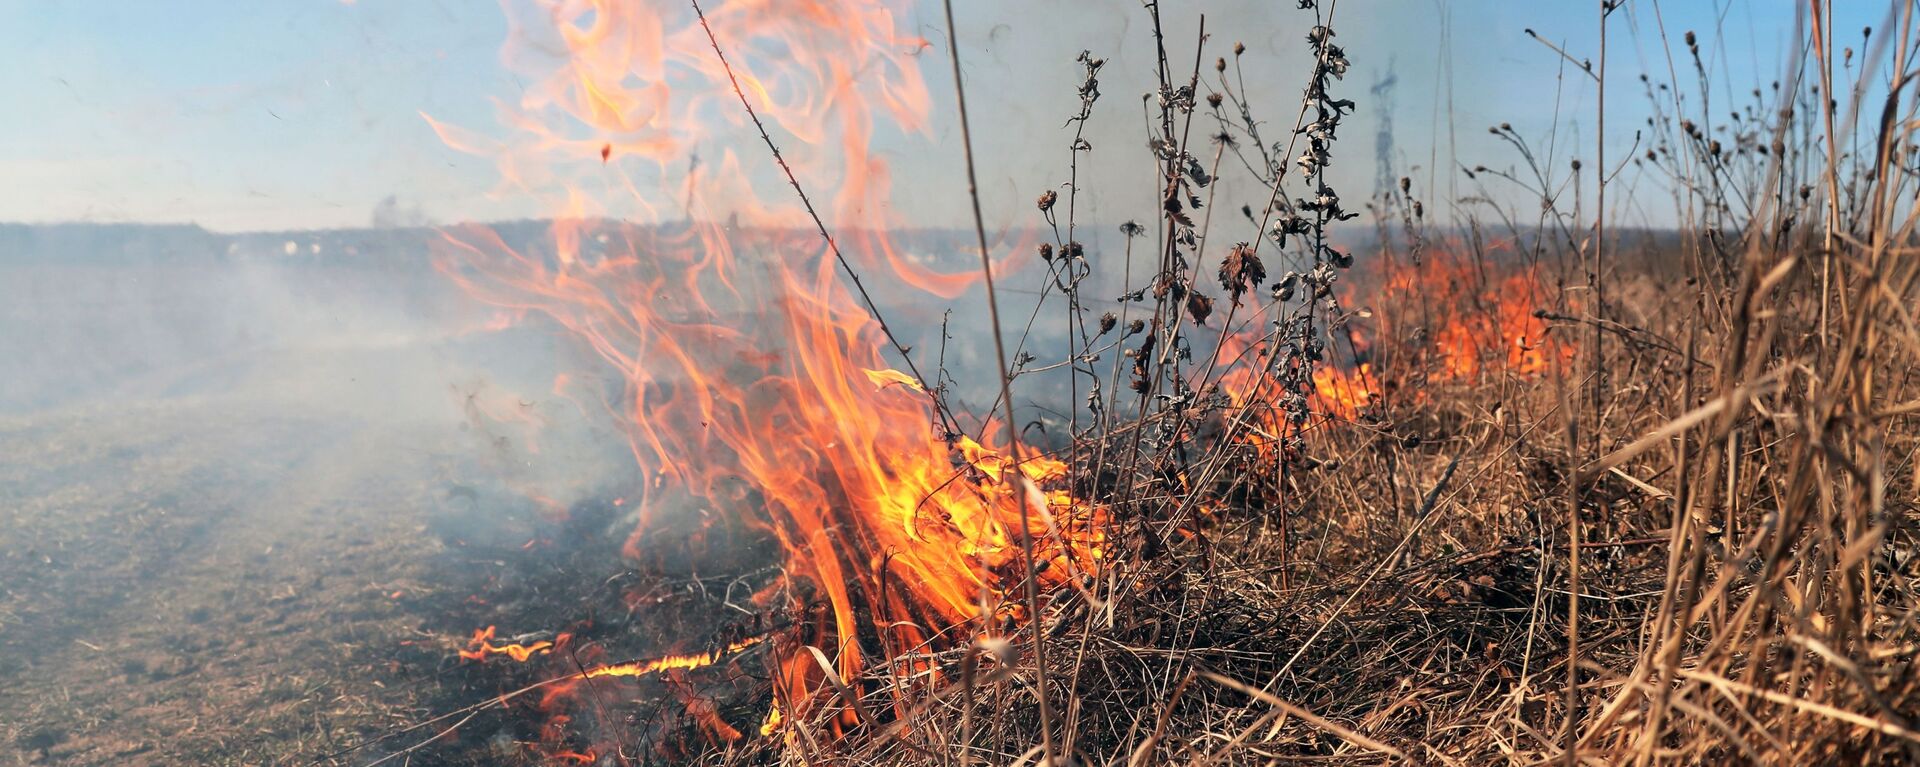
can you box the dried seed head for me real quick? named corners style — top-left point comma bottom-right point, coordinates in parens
top-left (1207, 92), bottom-right (1223, 108)
top-left (1037, 189), bottom-right (1058, 212)
top-left (1272, 271), bottom-right (1299, 302)
top-left (1215, 57), bottom-right (1227, 72)
top-left (1038, 242), bottom-right (1055, 262)
top-left (1234, 42), bottom-right (1246, 56)
top-left (1099, 312), bottom-right (1117, 335)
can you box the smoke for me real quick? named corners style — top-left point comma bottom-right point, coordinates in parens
top-left (369, 195), bottom-right (432, 229)
top-left (0, 222), bottom-right (630, 517)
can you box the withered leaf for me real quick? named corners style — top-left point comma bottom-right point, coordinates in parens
top-left (1217, 242), bottom-right (1265, 304)
top-left (1185, 291), bottom-right (1214, 325)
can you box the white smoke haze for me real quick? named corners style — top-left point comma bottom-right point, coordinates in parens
top-left (0, 222), bottom-right (642, 510)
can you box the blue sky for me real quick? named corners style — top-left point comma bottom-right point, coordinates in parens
top-left (0, 1), bottom-right (1888, 232)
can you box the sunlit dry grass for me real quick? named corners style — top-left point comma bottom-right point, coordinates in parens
top-left (738, 2), bottom-right (1920, 765)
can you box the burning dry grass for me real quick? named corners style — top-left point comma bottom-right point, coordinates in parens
top-left (737, 241), bottom-right (1920, 764)
top-left (372, 1), bottom-right (1920, 765)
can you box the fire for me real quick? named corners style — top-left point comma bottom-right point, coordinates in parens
top-left (1373, 248), bottom-right (1568, 383)
top-left (421, 1), bottom-right (1560, 756)
top-left (426, 0), bottom-right (1104, 750)
top-left (1220, 246), bottom-right (1567, 427)
top-left (758, 705), bottom-right (784, 737)
top-left (580, 635), bottom-right (768, 680)
top-left (1214, 330), bottom-right (1378, 427)
top-left (458, 625), bottom-right (554, 663)
top-left (1312, 362), bottom-right (1378, 420)
top-left (862, 366), bottom-right (924, 392)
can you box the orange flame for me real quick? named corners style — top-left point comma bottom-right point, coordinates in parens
top-left (458, 625), bottom-right (554, 663)
top-left (1221, 246), bottom-right (1568, 427)
top-left (758, 705), bottom-right (785, 736)
top-left (427, 0), bottom-right (1105, 746)
top-left (1374, 248), bottom-right (1569, 382)
top-left (1312, 362), bottom-right (1378, 420)
top-left (580, 635), bottom-right (768, 680)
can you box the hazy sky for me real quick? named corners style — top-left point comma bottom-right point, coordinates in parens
top-left (0, 1), bottom-right (1888, 232)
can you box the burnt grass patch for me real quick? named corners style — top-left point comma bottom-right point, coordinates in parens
top-left (373, 486), bottom-right (795, 765)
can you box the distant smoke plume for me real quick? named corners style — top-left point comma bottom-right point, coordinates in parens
top-left (370, 195), bottom-right (431, 228)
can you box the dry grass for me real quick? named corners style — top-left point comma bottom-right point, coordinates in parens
top-left (709, 1), bottom-right (1920, 765)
